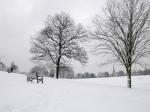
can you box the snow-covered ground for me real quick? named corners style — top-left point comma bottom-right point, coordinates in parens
top-left (0, 71), bottom-right (150, 112)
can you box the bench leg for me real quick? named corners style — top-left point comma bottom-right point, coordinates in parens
top-left (37, 79), bottom-right (39, 83)
top-left (27, 78), bottom-right (29, 82)
top-left (36, 79), bottom-right (43, 84)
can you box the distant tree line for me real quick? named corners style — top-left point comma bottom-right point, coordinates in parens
top-left (76, 69), bottom-right (150, 79)
top-left (97, 69), bottom-right (150, 78)
top-left (133, 69), bottom-right (150, 76)
top-left (76, 72), bottom-right (96, 79)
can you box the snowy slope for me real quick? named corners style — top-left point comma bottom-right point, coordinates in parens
top-left (0, 71), bottom-right (150, 112)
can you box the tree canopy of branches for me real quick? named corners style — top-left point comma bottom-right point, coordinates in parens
top-left (92, 0), bottom-right (150, 88)
top-left (30, 12), bottom-right (88, 79)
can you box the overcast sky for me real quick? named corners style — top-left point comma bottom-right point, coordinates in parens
top-left (0, 0), bottom-right (123, 73)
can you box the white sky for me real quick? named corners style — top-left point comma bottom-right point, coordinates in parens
top-left (0, 0), bottom-right (124, 73)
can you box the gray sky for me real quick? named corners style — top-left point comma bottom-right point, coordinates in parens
top-left (0, 0), bottom-right (121, 73)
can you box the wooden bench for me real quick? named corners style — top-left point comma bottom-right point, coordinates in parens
top-left (26, 73), bottom-right (43, 83)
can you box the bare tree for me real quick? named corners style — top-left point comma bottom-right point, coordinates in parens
top-left (30, 12), bottom-right (88, 79)
top-left (92, 0), bottom-right (150, 88)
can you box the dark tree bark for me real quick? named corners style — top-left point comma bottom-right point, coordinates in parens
top-left (56, 56), bottom-right (61, 79)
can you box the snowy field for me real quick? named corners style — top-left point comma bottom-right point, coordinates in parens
top-left (0, 71), bottom-right (150, 112)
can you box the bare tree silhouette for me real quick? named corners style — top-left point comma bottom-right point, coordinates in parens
top-left (30, 12), bottom-right (88, 79)
top-left (92, 0), bottom-right (150, 88)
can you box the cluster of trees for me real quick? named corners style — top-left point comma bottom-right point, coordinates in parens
top-left (59, 65), bottom-right (74, 78)
top-left (29, 65), bottom-right (74, 79)
top-left (76, 71), bottom-right (124, 78)
top-left (77, 68), bottom-right (150, 79)
top-left (115, 69), bottom-right (150, 76)
top-left (76, 72), bottom-right (96, 78)
top-left (98, 71), bottom-right (126, 77)
top-left (0, 59), bottom-right (18, 73)
top-left (97, 69), bottom-right (150, 78)
top-left (7, 62), bottom-right (18, 73)
top-left (97, 72), bottom-right (111, 77)
top-left (30, 0), bottom-right (150, 88)
top-left (133, 69), bottom-right (150, 75)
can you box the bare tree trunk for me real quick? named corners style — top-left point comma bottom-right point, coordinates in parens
top-left (56, 57), bottom-right (61, 79)
top-left (126, 66), bottom-right (132, 88)
top-left (56, 66), bottom-right (59, 79)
